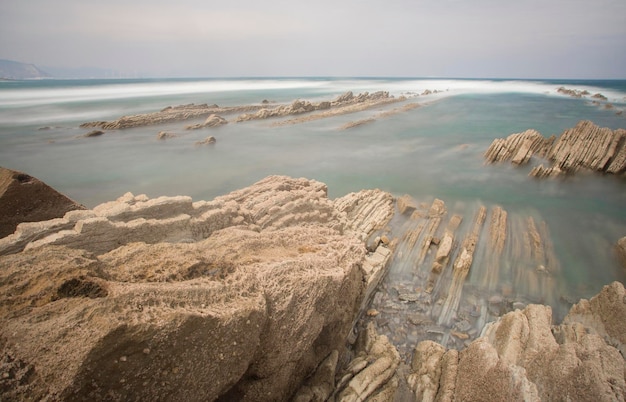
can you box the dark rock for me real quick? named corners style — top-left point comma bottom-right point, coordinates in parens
top-left (0, 167), bottom-right (85, 238)
top-left (84, 130), bottom-right (104, 137)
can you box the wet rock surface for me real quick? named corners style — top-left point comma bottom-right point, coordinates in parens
top-left (485, 120), bottom-right (626, 177)
top-left (357, 196), bottom-right (568, 363)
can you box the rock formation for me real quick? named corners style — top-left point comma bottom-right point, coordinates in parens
top-left (186, 114), bottom-right (227, 130)
top-left (1, 171), bottom-right (625, 401)
top-left (484, 120), bottom-right (626, 177)
top-left (237, 91), bottom-right (398, 124)
top-left (408, 281), bottom-right (626, 401)
top-left (81, 104), bottom-right (262, 130)
top-left (0, 175), bottom-right (395, 401)
top-left (157, 131), bottom-right (178, 140)
top-left (195, 136), bottom-right (216, 146)
top-left (0, 167), bottom-right (85, 238)
top-left (80, 92), bottom-right (402, 131)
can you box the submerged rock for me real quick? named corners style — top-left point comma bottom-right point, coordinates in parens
top-left (195, 136), bottom-right (217, 146)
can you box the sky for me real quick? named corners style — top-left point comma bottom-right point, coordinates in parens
top-left (1, 0), bottom-right (625, 79)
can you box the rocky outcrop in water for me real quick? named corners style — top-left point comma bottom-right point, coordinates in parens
top-left (484, 120), bottom-right (626, 177)
top-left (0, 167), bottom-right (85, 238)
top-left (80, 91), bottom-right (409, 131)
top-left (186, 114), bottom-right (227, 130)
top-left (0, 175), bottom-right (395, 401)
top-left (81, 104), bottom-right (262, 130)
top-left (236, 91), bottom-right (396, 123)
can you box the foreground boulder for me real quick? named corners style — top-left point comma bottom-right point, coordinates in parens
top-left (0, 175), bottom-right (394, 401)
top-left (484, 120), bottom-right (626, 177)
top-left (0, 167), bottom-right (85, 238)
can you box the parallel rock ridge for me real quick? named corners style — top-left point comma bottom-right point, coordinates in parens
top-left (0, 175), bottom-right (395, 401)
top-left (484, 120), bottom-right (626, 178)
top-left (80, 91), bottom-right (401, 131)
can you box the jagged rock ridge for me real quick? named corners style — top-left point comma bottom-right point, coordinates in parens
top-left (484, 120), bottom-right (626, 177)
top-left (0, 175), bottom-right (395, 401)
top-left (80, 91), bottom-right (405, 131)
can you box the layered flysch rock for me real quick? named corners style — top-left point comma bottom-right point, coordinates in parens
top-left (80, 103), bottom-right (263, 130)
top-left (484, 120), bottom-right (626, 178)
top-left (0, 167), bottom-right (85, 238)
top-left (236, 91), bottom-right (398, 124)
top-left (0, 175), bottom-right (395, 401)
top-left (408, 281), bottom-right (626, 401)
top-left (80, 91), bottom-right (402, 131)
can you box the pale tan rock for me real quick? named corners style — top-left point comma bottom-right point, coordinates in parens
top-left (0, 176), bottom-right (395, 401)
top-left (397, 194), bottom-right (417, 215)
top-left (82, 103), bottom-right (261, 130)
top-left (563, 281), bottom-right (626, 358)
top-left (407, 340), bottom-right (446, 401)
top-left (486, 121), bottom-right (626, 177)
top-left (412, 285), bottom-right (626, 401)
top-left (336, 322), bottom-right (401, 402)
top-left (195, 136), bottom-right (216, 146)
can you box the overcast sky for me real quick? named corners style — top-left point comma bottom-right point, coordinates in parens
top-left (1, 0), bottom-right (625, 78)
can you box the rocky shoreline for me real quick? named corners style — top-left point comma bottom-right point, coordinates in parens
top-left (1, 172), bottom-right (625, 401)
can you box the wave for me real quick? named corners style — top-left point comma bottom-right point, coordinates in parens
top-left (1, 78), bottom-right (625, 110)
top-left (311, 78), bottom-right (626, 103)
top-left (0, 79), bottom-right (331, 108)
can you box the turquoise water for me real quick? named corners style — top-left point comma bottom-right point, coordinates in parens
top-left (1, 77), bottom-right (625, 310)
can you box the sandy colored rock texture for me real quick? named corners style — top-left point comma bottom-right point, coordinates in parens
top-left (484, 120), bottom-right (626, 178)
top-left (408, 281), bottom-right (626, 401)
top-left (0, 175), bottom-right (394, 401)
top-left (0, 167), bottom-right (85, 238)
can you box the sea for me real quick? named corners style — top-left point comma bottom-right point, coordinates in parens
top-left (1, 77), bottom-right (625, 346)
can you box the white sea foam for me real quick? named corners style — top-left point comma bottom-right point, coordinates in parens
top-left (2, 78), bottom-right (625, 110)
top-left (311, 79), bottom-right (626, 103)
top-left (0, 79), bottom-right (331, 108)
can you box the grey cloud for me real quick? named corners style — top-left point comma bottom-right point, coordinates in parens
top-left (0, 0), bottom-right (625, 78)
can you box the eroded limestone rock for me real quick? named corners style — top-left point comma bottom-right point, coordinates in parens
top-left (485, 120), bottom-right (626, 178)
top-left (408, 282), bottom-right (626, 401)
top-left (0, 175), bottom-right (394, 401)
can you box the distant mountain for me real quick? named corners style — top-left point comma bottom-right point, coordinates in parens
top-left (0, 59), bottom-right (51, 80)
top-left (41, 65), bottom-right (138, 79)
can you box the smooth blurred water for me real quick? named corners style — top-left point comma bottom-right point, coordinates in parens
top-left (1, 77), bottom-right (625, 305)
